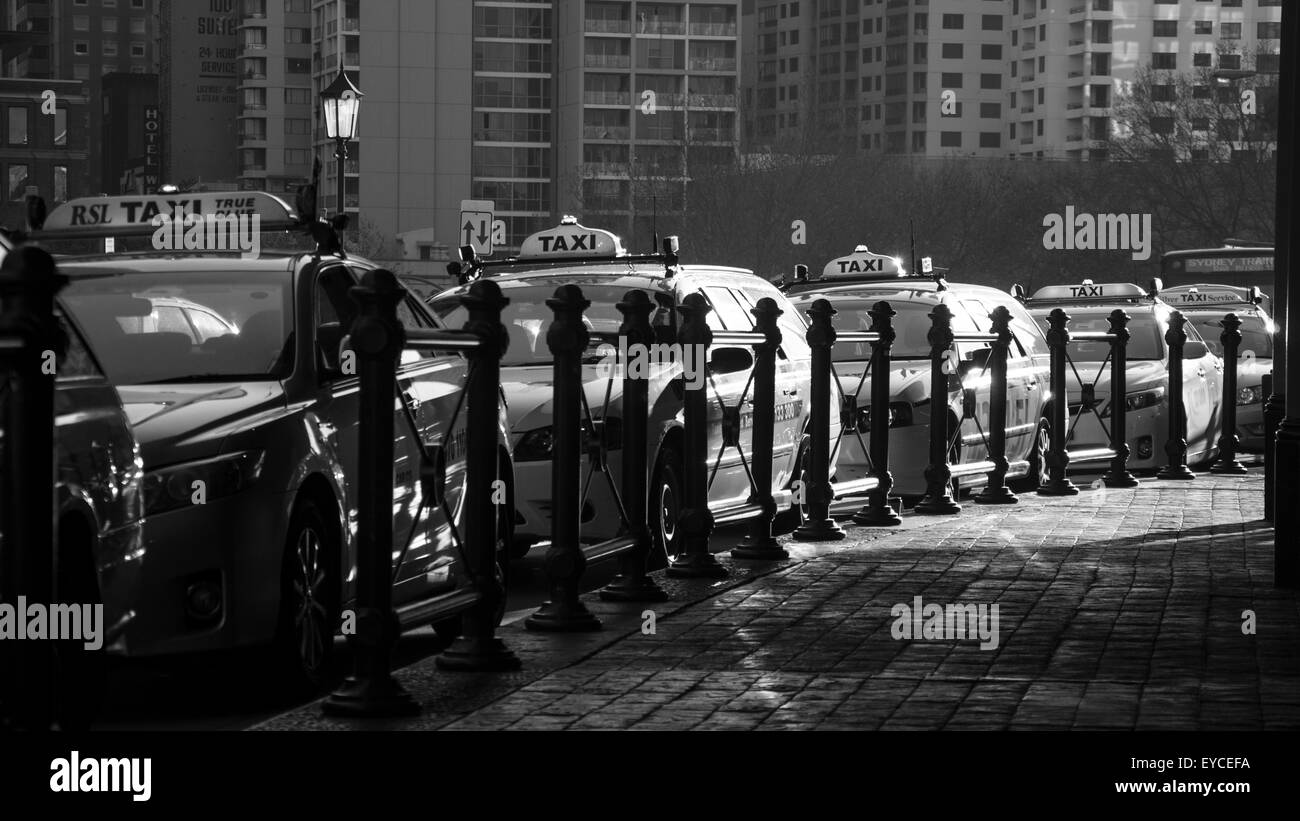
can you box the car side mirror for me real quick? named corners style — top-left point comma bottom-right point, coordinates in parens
top-left (710, 347), bottom-right (754, 375)
top-left (1182, 340), bottom-right (1209, 360)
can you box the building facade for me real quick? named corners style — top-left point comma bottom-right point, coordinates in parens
top-left (235, 0), bottom-right (313, 195)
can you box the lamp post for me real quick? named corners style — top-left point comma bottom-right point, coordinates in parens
top-left (319, 69), bottom-right (363, 244)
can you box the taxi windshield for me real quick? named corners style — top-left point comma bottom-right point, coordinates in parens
top-left (430, 284), bottom-right (669, 367)
top-left (814, 298), bottom-right (946, 361)
top-left (1038, 310), bottom-right (1165, 362)
top-left (1186, 312), bottom-right (1273, 359)
top-left (60, 271), bottom-right (294, 384)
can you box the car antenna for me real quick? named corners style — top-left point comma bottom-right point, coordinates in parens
top-left (651, 194), bottom-right (658, 255)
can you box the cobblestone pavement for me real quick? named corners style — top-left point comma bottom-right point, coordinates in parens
top-left (259, 470), bottom-right (1299, 731)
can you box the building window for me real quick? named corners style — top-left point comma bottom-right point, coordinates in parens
top-left (1193, 20), bottom-right (1212, 35)
top-left (980, 73), bottom-right (1001, 89)
top-left (284, 118), bottom-right (310, 135)
top-left (245, 28), bottom-right (266, 48)
top-left (101, 64), bottom-right (117, 75)
top-left (74, 41), bottom-right (89, 55)
top-left (982, 15), bottom-right (1003, 31)
top-left (132, 0), bottom-right (146, 6)
top-left (103, 18), bottom-right (118, 33)
top-left (285, 88), bottom-right (310, 105)
top-left (53, 165), bottom-right (67, 202)
top-left (7, 107), bottom-right (28, 146)
top-left (941, 72), bottom-right (963, 88)
top-left (1192, 52), bottom-right (1211, 67)
top-left (73, 15), bottom-right (89, 30)
top-left (1152, 20), bottom-right (1177, 37)
top-left (1221, 23), bottom-right (1241, 40)
top-left (103, 41), bottom-right (118, 56)
top-left (980, 132), bottom-right (1001, 148)
top-left (940, 131), bottom-right (961, 147)
top-left (131, 18), bottom-right (147, 34)
top-left (1258, 22), bottom-right (1281, 40)
top-left (54, 108), bottom-right (67, 146)
top-left (73, 64), bottom-right (90, 79)
top-left (1152, 53), bottom-right (1176, 70)
top-left (1219, 53), bottom-right (1242, 70)
top-left (980, 102), bottom-right (1001, 118)
top-left (982, 44), bottom-right (1002, 60)
top-left (8, 164), bottom-right (29, 200)
top-left (942, 14), bottom-right (963, 29)
top-left (942, 43), bottom-right (963, 59)
top-left (286, 57), bottom-right (310, 73)
top-left (285, 27), bottom-right (310, 43)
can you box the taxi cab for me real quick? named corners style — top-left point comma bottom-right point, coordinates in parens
top-left (1019, 280), bottom-right (1225, 473)
top-left (428, 218), bottom-right (841, 566)
top-left (0, 234), bottom-right (145, 730)
top-left (26, 192), bottom-right (515, 694)
top-left (782, 246), bottom-right (1051, 497)
top-left (1161, 284), bottom-right (1272, 453)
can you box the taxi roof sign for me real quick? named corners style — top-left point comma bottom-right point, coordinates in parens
top-left (36, 192), bottom-right (301, 240)
top-left (1162, 284), bottom-right (1265, 307)
top-left (518, 218), bottom-right (626, 260)
top-left (1029, 281), bottom-right (1151, 302)
top-left (819, 246), bottom-right (906, 280)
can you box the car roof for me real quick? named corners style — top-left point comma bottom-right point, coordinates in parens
top-left (435, 263), bottom-right (768, 300)
top-left (54, 253), bottom-right (310, 276)
top-left (786, 280), bottom-right (1010, 305)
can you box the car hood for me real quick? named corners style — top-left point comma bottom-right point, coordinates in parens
top-left (118, 381), bottom-right (287, 467)
top-left (502, 365), bottom-right (627, 433)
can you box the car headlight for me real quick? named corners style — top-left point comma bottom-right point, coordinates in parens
top-left (1101, 387), bottom-right (1165, 417)
top-left (514, 419), bottom-right (623, 463)
top-left (1237, 385), bottom-right (1264, 406)
top-left (143, 450), bottom-right (265, 516)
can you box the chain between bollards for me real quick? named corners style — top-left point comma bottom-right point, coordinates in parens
top-left (733, 297), bottom-right (788, 559)
top-left (852, 300), bottom-right (902, 526)
top-left (324, 269), bottom-right (419, 717)
top-left (1157, 309), bottom-right (1196, 481)
top-left (1102, 308), bottom-right (1139, 488)
top-left (917, 302), bottom-right (961, 514)
top-left (669, 293), bottom-right (728, 576)
top-left (527, 284), bottom-right (603, 629)
top-left (975, 306), bottom-right (1017, 505)
top-left (1211, 312), bottom-right (1249, 475)
top-left (601, 290), bottom-right (669, 601)
top-left (1039, 307), bottom-right (1079, 496)
top-left (793, 299), bottom-right (846, 540)
top-left (437, 279), bottom-right (522, 669)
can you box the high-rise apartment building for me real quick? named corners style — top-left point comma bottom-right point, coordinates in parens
top-left (743, 0), bottom-right (1281, 160)
top-left (236, 0), bottom-right (313, 195)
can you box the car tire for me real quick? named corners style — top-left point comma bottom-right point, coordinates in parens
top-left (272, 497), bottom-right (340, 697)
top-left (51, 517), bottom-right (107, 731)
top-left (1018, 416), bottom-right (1052, 491)
top-left (648, 447), bottom-right (684, 570)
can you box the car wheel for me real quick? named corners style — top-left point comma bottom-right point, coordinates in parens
top-left (947, 420), bottom-right (963, 498)
top-left (273, 498), bottom-right (339, 696)
top-left (1024, 416), bottom-right (1052, 490)
top-left (648, 447), bottom-right (684, 569)
top-left (52, 517), bottom-right (107, 731)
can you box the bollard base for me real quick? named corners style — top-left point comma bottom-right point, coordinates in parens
top-left (322, 674), bottom-right (420, 718)
top-left (973, 485), bottom-right (1018, 505)
top-left (436, 636), bottom-right (523, 671)
top-left (667, 550), bottom-right (730, 578)
top-left (1155, 465), bottom-right (1196, 480)
top-left (1037, 480), bottom-right (1079, 496)
top-left (792, 518), bottom-right (847, 541)
top-left (915, 496), bottom-right (961, 515)
top-left (599, 574), bottom-right (670, 602)
top-left (525, 599), bottom-right (603, 632)
top-left (731, 535), bottom-right (789, 561)
top-left (1102, 472), bottom-right (1140, 488)
top-left (851, 505), bottom-right (902, 527)
top-left (1209, 460), bottom-right (1249, 475)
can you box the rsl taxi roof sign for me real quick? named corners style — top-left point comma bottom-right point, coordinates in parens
top-left (38, 192), bottom-right (300, 239)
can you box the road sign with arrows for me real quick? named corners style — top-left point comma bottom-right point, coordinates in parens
top-left (460, 199), bottom-right (494, 256)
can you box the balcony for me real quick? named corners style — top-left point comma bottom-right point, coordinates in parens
top-left (342, 17), bottom-right (359, 32)
top-left (584, 91), bottom-right (632, 106)
top-left (585, 53), bottom-right (632, 68)
top-left (688, 57), bottom-right (736, 72)
top-left (586, 18), bottom-right (631, 33)
top-left (639, 21), bottom-right (686, 35)
top-left (689, 22), bottom-right (737, 37)
top-left (1020, 105), bottom-right (1034, 113)
top-left (1020, 134), bottom-right (1034, 144)
top-left (583, 126), bottom-right (631, 140)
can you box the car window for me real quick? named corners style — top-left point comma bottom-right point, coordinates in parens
top-left (56, 311), bottom-right (104, 380)
top-left (702, 286), bottom-right (754, 331)
top-left (1007, 301), bottom-right (1046, 358)
top-left (188, 309), bottom-right (231, 343)
top-left (736, 286), bottom-right (809, 357)
top-left (1035, 310), bottom-right (1165, 362)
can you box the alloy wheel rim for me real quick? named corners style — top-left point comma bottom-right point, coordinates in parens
top-left (292, 526), bottom-right (328, 676)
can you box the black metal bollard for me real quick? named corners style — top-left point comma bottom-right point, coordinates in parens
top-left (1039, 307), bottom-right (1079, 496)
top-left (1211, 312), bottom-right (1249, 475)
top-left (669, 293), bottom-right (728, 576)
top-left (601, 290), bottom-right (669, 601)
top-left (527, 285), bottom-right (603, 629)
top-left (324, 269), bottom-right (419, 717)
top-left (793, 299), bottom-right (847, 540)
top-left (0, 246), bottom-right (67, 731)
top-left (853, 300), bottom-right (902, 526)
top-left (1103, 308), bottom-right (1139, 488)
top-left (1157, 309), bottom-right (1196, 480)
top-left (733, 297), bottom-right (787, 559)
top-left (975, 305), bottom-right (1017, 504)
top-left (917, 303), bottom-right (962, 514)
top-left (436, 279), bottom-right (522, 670)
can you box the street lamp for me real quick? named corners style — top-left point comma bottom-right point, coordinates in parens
top-left (319, 69), bottom-right (363, 242)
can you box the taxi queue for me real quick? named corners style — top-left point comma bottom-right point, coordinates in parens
top-left (0, 192), bottom-right (1269, 723)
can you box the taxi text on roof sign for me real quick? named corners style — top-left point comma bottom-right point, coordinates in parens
top-left (1031, 281), bottom-right (1148, 301)
top-left (518, 217), bottom-right (626, 259)
top-left (1163, 286), bottom-right (1262, 306)
top-left (820, 245), bottom-right (905, 280)
top-left (38, 192), bottom-right (300, 238)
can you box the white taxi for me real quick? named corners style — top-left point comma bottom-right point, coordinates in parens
top-left (428, 218), bottom-right (842, 565)
top-left (1161, 284), bottom-right (1272, 453)
top-left (783, 246), bottom-right (1051, 497)
top-left (1020, 281), bottom-right (1225, 474)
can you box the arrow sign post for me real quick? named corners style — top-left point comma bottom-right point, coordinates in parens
top-left (460, 199), bottom-right (494, 256)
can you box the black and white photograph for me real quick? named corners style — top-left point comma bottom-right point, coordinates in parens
top-left (0, 0), bottom-right (1294, 807)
